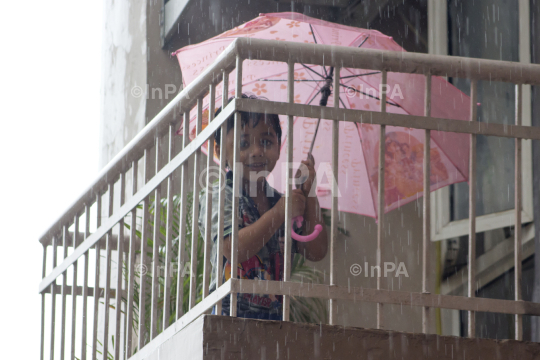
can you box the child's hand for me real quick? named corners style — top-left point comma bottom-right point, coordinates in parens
top-left (277, 189), bottom-right (305, 219)
top-left (291, 189), bottom-right (306, 218)
top-left (278, 189), bottom-right (306, 219)
top-left (296, 153), bottom-right (316, 197)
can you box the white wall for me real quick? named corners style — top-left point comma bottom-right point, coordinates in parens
top-left (100, 0), bottom-right (147, 168)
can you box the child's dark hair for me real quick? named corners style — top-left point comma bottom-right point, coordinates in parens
top-left (214, 94), bottom-right (282, 147)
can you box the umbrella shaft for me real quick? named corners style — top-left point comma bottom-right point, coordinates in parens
top-left (308, 118), bottom-right (321, 156)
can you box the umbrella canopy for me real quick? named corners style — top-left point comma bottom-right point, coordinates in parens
top-left (173, 12), bottom-right (471, 218)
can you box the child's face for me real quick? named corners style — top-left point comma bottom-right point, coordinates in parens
top-left (216, 116), bottom-right (280, 184)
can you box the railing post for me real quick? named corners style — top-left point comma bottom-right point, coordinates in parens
top-left (376, 70), bottom-right (387, 330)
top-left (163, 123), bottom-right (176, 330)
top-left (138, 151), bottom-right (151, 350)
top-left (114, 172), bottom-right (126, 359)
top-left (91, 192), bottom-right (101, 360)
top-left (329, 66), bottom-right (341, 325)
top-left (40, 244), bottom-right (47, 360)
top-left (151, 136), bottom-right (162, 339)
top-left (60, 225), bottom-right (68, 360)
top-left (515, 83), bottom-right (523, 341)
top-left (176, 111), bottom-right (190, 320)
top-left (422, 72), bottom-right (432, 334)
top-left (81, 204), bottom-right (90, 360)
top-left (468, 79), bottom-right (478, 338)
top-left (230, 56), bottom-right (243, 317)
top-left (50, 235), bottom-right (58, 360)
top-left (283, 61), bottom-right (295, 322)
top-left (102, 182), bottom-right (114, 359)
top-left (71, 214), bottom-right (80, 360)
top-left (125, 161), bottom-right (138, 358)
top-left (216, 71), bottom-right (229, 316)
top-left (203, 83), bottom-right (217, 300)
top-left (189, 98), bottom-right (204, 310)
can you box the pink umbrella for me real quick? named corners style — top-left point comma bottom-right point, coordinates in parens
top-left (172, 12), bottom-right (470, 219)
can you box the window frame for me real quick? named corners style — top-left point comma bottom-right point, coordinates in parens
top-left (429, 0), bottom-right (534, 242)
top-left (161, 0), bottom-right (191, 46)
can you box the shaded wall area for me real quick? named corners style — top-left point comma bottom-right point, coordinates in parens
top-left (139, 314), bottom-right (540, 360)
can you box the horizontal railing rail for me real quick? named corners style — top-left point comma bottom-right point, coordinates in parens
top-left (40, 38), bottom-right (540, 360)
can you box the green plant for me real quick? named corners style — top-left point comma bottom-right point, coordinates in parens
top-left (321, 208), bottom-right (350, 237)
top-left (123, 191), bottom-right (204, 349)
top-left (115, 190), bottom-right (327, 353)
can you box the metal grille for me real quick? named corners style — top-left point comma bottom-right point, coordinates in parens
top-left (39, 38), bottom-right (540, 359)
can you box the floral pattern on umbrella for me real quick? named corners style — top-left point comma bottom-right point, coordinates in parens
top-left (172, 12), bottom-right (471, 218)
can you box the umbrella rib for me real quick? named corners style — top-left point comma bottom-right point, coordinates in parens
top-left (339, 71), bottom-right (381, 80)
top-left (306, 87), bottom-right (323, 106)
top-left (309, 24), bottom-right (318, 44)
top-left (306, 25), bottom-right (328, 79)
top-left (339, 96), bottom-right (348, 109)
top-left (308, 24), bottom-right (328, 77)
top-left (357, 35), bottom-right (370, 48)
top-left (254, 79), bottom-right (327, 82)
top-left (356, 121), bottom-right (380, 219)
top-left (301, 63), bottom-right (325, 79)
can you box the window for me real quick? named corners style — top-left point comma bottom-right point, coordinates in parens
top-left (162, 0), bottom-right (191, 46)
top-left (430, 0), bottom-right (533, 244)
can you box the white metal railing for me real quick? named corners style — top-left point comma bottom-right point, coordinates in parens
top-left (39, 38), bottom-right (540, 360)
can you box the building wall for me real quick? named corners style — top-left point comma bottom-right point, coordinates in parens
top-left (99, 0), bottom-right (438, 336)
top-left (100, 0), bottom-right (147, 168)
top-left (99, 0), bottom-right (535, 340)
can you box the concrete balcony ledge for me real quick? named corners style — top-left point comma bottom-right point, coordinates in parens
top-left (137, 314), bottom-right (540, 360)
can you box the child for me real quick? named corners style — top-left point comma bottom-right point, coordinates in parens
top-left (198, 94), bottom-right (328, 320)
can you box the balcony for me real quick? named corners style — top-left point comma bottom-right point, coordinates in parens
top-left (39, 38), bottom-right (540, 359)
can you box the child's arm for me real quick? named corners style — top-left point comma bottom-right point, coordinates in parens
top-left (295, 154), bottom-right (328, 262)
top-left (221, 190), bottom-right (306, 263)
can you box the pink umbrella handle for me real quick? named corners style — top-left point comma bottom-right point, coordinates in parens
top-left (291, 216), bottom-right (323, 242)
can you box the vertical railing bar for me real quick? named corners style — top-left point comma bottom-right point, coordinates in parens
top-left (376, 70), bottom-right (387, 330)
top-left (515, 83), bottom-right (523, 341)
top-left (125, 160), bottom-right (138, 358)
top-left (139, 150), bottom-right (151, 350)
top-left (81, 204), bottom-right (90, 360)
top-left (122, 254), bottom-right (127, 360)
top-left (216, 71), bottom-right (229, 316)
top-left (60, 225), bottom-right (69, 360)
top-left (40, 244), bottom-right (47, 360)
top-left (163, 124), bottom-right (175, 330)
top-left (50, 235), bottom-right (58, 360)
top-left (230, 56), bottom-right (243, 317)
top-left (329, 66), bottom-right (341, 325)
top-left (150, 136), bottom-right (162, 339)
top-left (422, 72), bottom-right (432, 334)
top-left (468, 79), bottom-right (478, 338)
top-left (92, 193), bottom-right (102, 360)
top-left (189, 98), bottom-right (204, 310)
top-left (102, 182), bottom-right (114, 359)
top-left (283, 61), bottom-right (295, 322)
top-left (114, 172), bottom-right (126, 359)
top-left (71, 214), bottom-right (80, 360)
top-left (203, 83), bottom-right (216, 299)
top-left (176, 111), bottom-right (190, 320)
